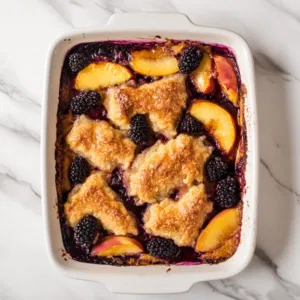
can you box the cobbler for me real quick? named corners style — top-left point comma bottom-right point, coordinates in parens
top-left (55, 39), bottom-right (247, 266)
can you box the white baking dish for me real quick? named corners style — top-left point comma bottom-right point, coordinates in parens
top-left (41, 13), bottom-right (258, 294)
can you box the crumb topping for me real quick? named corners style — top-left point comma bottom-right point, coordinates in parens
top-left (104, 74), bottom-right (188, 138)
top-left (64, 171), bottom-right (138, 235)
top-left (144, 184), bottom-right (213, 246)
top-left (125, 134), bottom-right (212, 204)
top-left (66, 115), bottom-right (136, 172)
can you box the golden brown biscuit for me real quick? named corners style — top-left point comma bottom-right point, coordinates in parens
top-left (104, 74), bottom-right (188, 138)
top-left (66, 115), bottom-right (136, 172)
top-left (64, 171), bottom-right (138, 235)
top-left (144, 184), bottom-right (213, 247)
top-left (125, 134), bottom-right (212, 204)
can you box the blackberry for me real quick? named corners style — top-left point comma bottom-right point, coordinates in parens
top-left (112, 45), bottom-right (130, 64)
top-left (70, 91), bottom-right (101, 115)
top-left (205, 156), bottom-right (229, 181)
top-left (178, 113), bottom-right (203, 136)
top-left (146, 237), bottom-right (180, 259)
top-left (68, 52), bottom-right (90, 74)
top-left (129, 114), bottom-right (153, 145)
top-left (74, 215), bottom-right (99, 248)
top-left (81, 43), bottom-right (128, 63)
top-left (110, 170), bottom-right (128, 201)
top-left (69, 156), bottom-right (90, 185)
top-left (83, 43), bottom-right (113, 60)
top-left (215, 176), bottom-right (240, 208)
top-left (178, 46), bottom-right (203, 74)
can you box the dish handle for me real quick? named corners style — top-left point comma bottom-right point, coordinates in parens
top-left (105, 13), bottom-right (195, 31)
top-left (102, 276), bottom-right (195, 294)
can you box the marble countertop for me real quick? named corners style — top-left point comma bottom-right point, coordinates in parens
top-left (1, 0), bottom-right (300, 299)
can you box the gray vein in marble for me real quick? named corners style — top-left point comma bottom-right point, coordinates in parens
top-left (93, 0), bottom-right (178, 13)
top-left (207, 280), bottom-right (259, 300)
top-left (255, 248), bottom-right (300, 300)
top-left (260, 158), bottom-right (300, 201)
top-left (69, 0), bottom-right (82, 7)
top-left (43, 0), bottom-right (75, 27)
top-left (255, 55), bottom-right (300, 82)
top-left (0, 167), bottom-right (40, 199)
top-left (0, 123), bottom-right (40, 143)
top-left (0, 77), bottom-right (40, 108)
top-left (208, 249), bottom-right (300, 300)
top-left (94, 0), bottom-right (126, 13)
top-left (0, 171), bottom-right (41, 217)
top-left (266, 0), bottom-right (300, 23)
top-left (255, 53), bottom-right (285, 74)
top-left (206, 282), bottom-right (242, 300)
top-left (255, 248), bottom-right (277, 270)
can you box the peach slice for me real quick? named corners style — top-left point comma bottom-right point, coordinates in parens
top-left (202, 235), bottom-right (239, 262)
top-left (190, 100), bottom-right (236, 154)
top-left (196, 208), bottom-right (240, 253)
top-left (75, 62), bottom-right (132, 91)
top-left (214, 55), bottom-right (239, 106)
top-left (190, 53), bottom-right (215, 94)
top-left (91, 236), bottom-right (144, 257)
top-left (130, 47), bottom-right (179, 76)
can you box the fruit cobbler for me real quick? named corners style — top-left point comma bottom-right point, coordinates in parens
top-left (55, 39), bottom-right (247, 266)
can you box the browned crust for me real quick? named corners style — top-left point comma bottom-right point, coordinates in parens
top-left (126, 134), bottom-right (212, 204)
top-left (64, 171), bottom-right (138, 235)
top-left (144, 184), bottom-right (213, 247)
top-left (104, 74), bottom-right (188, 138)
top-left (66, 116), bottom-right (136, 172)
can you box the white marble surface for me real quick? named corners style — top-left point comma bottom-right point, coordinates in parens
top-left (1, 0), bottom-right (300, 299)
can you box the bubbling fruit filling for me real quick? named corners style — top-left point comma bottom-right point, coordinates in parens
top-left (56, 39), bottom-right (247, 266)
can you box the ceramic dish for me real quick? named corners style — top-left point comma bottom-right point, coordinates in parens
top-left (41, 13), bottom-right (258, 294)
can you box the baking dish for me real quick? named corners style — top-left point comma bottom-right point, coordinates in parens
top-left (41, 13), bottom-right (258, 294)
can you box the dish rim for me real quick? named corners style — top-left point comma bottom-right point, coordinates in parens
top-left (41, 13), bottom-right (258, 294)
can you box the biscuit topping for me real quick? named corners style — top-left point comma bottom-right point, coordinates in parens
top-left (144, 184), bottom-right (213, 247)
top-left (66, 116), bottom-right (136, 172)
top-left (64, 172), bottom-right (138, 236)
top-left (126, 134), bottom-right (212, 204)
top-left (104, 74), bottom-right (188, 138)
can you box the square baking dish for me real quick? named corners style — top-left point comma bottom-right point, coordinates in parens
top-left (41, 13), bottom-right (258, 294)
